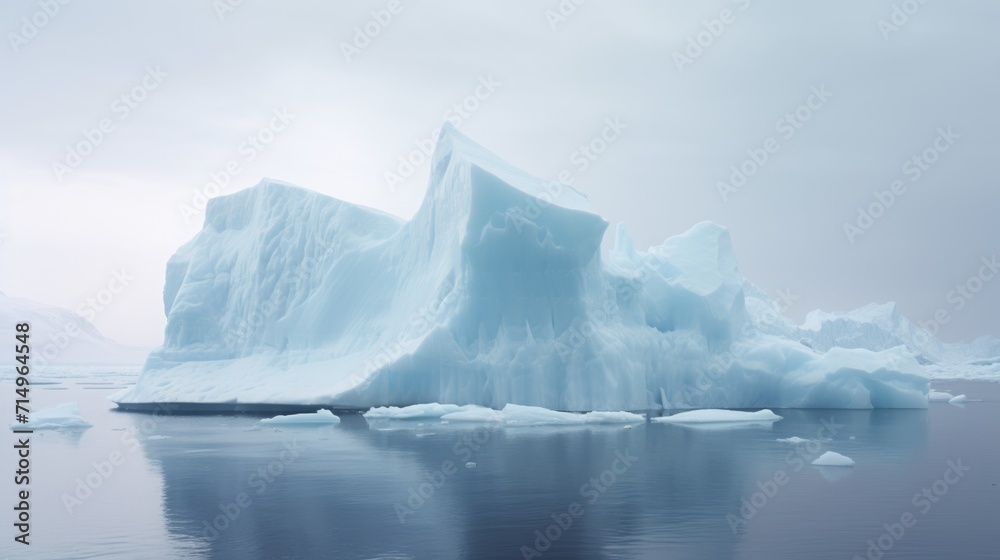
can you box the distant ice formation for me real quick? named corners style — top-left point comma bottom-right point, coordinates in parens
top-left (0, 292), bottom-right (148, 366)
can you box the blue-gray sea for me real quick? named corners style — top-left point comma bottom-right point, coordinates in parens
top-left (2, 371), bottom-right (998, 560)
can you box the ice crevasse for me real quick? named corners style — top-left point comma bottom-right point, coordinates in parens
top-left (112, 124), bottom-right (928, 411)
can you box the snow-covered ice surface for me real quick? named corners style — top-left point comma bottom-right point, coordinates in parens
top-left (652, 409), bottom-right (782, 424)
top-left (113, 125), bottom-right (941, 411)
top-left (259, 409), bottom-right (340, 425)
top-left (811, 451), bottom-right (856, 467)
top-left (11, 402), bottom-right (91, 430)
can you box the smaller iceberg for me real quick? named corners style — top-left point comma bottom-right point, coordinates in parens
top-left (776, 436), bottom-right (811, 444)
top-left (259, 409), bottom-right (340, 426)
top-left (368, 403), bottom-right (644, 426)
top-left (652, 409), bottom-right (782, 425)
top-left (929, 391), bottom-right (954, 402)
top-left (811, 451), bottom-right (855, 467)
top-left (948, 394), bottom-right (968, 404)
top-left (364, 403), bottom-right (481, 420)
top-left (10, 403), bottom-right (91, 430)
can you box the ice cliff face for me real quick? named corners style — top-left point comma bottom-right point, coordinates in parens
top-left (113, 125), bottom-right (930, 410)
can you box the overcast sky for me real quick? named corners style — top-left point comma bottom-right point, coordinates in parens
top-left (1, 0), bottom-right (997, 347)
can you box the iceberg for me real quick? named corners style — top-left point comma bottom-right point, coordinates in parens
top-left (11, 402), bottom-right (91, 430)
top-left (745, 297), bottom-right (1000, 380)
top-left (259, 409), bottom-right (340, 425)
top-left (776, 436), bottom-right (811, 444)
top-left (652, 409), bottom-right (782, 424)
top-left (407, 403), bottom-right (643, 426)
top-left (928, 390), bottom-right (954, 402)
top-left (113, 124), bottom-right (931, 412)
top-left (811, 451), bottom-right (855, 467)
top-left (363, 403), bottom-right (480, 420)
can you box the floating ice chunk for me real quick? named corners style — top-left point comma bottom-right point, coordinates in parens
top-left (582, 410), bottom-right (646, 424)
top-left (812, 451), bottom-right (855, 467)
top-left (777, 437), bottom-right (811, 444)
top-left (11, 403), bottom-right (91, 430)
top-left (465, 462), bottom-right (477, 469)
top-left (948, 394), bottom-right (968, 404)
top-left (653, 409), bottom-right (782, 424)
top-left (259, 409), bottom-right (340, 425)
top-left (391, 403), bottom-right (644, 426)
top-left (929, 391), bottom-right (954, 402)
top-left (147, 435), bottom-right (171, 440)
top-left (364, 403), bottom-right (479, 420)
top-left (502, 404), bottom-right (644, 426)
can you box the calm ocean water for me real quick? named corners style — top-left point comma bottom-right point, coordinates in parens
top-left (2, 372), bottom-right (998, 560)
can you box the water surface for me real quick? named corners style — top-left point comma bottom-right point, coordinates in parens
top-left (1, 372), bottom-right (997, 559)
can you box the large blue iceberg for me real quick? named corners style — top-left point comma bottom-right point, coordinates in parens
top-left (113, 125), bottom-right (929, 411)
